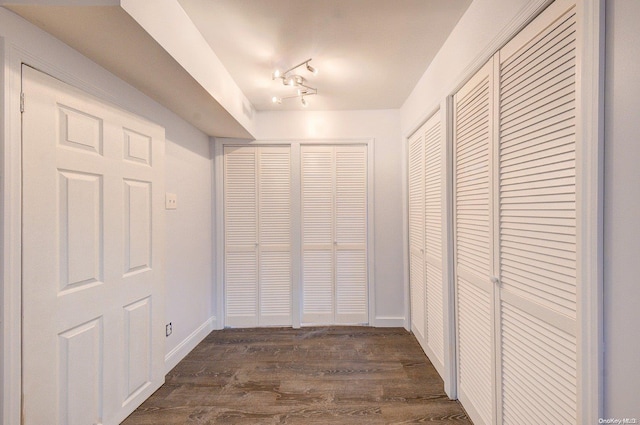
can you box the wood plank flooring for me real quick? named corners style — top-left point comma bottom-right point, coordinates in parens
top-left (121, 327), bottom-right (472, 424)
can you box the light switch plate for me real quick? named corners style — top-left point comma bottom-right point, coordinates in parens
top-left (165, 193), bottom-right (177, 210)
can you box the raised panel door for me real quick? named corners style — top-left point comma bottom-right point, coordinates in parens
top-left (22, 66), bottom-right (165, 425)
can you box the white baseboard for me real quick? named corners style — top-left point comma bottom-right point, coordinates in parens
top-left (164, 316), bottom-right (216, 373)
top-left (373, 316), bottom-right (406, 327)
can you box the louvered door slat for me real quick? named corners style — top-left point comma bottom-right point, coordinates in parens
top-left (501, 236), bottom-right (574, 257)
top-left (501, 17), bottom-right (576, 93)
top-left (456, 79), bottom-right (490, 120)
top-left (225, 147), bottom-right (257, 247)
top-left (501, 163), bottom-right (574, 186)
top-left (498, 2), bottom-right (578, 423)
top-left (335, 250), bottom-right (367, 323)
top-left (302, 148), bottom-right (333, 246)
top-left (259, 148), bottom-right (291, 246)
top-left (260, 251), bottom-right (291, 322)
top-left (302, 250), bottom-right (333, 322)
top-left (501, 48), bottom-right (576, 107)
top-left (225, 251), bottom-right (258, 325)
top-left (501, 83), bottom-right (575, 126)
top-left (426, 262), bottom-right (444, 363)
top-left (410, 250), bottom-right (425, 339)
top-left (501, 303), bottom-right (577, 424)
top-left (457, 279), bottom-right (493, 425)
top-left (499, 5), bottom-right (577, 318)
top-left (335, 147), bottom-right (367, 246)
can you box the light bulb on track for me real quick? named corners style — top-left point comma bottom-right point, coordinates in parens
top-left (306, 63), bottom-right (317, 75)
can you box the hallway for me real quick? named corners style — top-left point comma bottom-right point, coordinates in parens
top-left (122, 327), bottom-right (471, 424)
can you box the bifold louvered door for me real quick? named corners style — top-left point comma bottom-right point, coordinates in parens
top-left (408, 128), bottom-right (426, 343)
top-left (224, 146), bottom-right (292, 327)
top-left (423, 112), bottom-right (446, 368)
top-left (453, 58), bottom-right (496, 425)
top-left (301, 145), bottom-right (368, 325)
top-left (452, 1), bottom-right (580, 423)
top-left (497, 1), bottom-right (578, 423)
top-left (408, 111), bottom-right (446, 369)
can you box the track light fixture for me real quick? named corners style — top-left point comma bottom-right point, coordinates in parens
top-left (271, 58), bottom-right (318, 106)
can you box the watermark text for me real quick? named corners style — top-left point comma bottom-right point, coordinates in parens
top-left (599, 419), bottom-right (638, 424)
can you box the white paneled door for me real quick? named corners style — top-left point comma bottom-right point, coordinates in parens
top-left (301, 145), bottom-right (368, 325)
top-left (21, 66), bottom-right (165, 425)
top-left (224, 146), bottom-right (292, 327)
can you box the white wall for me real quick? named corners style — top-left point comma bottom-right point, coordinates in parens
top-left (163, 127), bottom-right (215, 369)
top-left (0, 9), bottom-right (215, 422)
top-left (603, 0), bottom-right (640, 418)
top-left (400, 0), bottom-right (546, 136)
top-left (255, 110), bottom-right (405, 325)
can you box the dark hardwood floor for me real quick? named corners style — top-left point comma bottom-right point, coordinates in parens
top-left (121, 327), bottom-right (472, 424)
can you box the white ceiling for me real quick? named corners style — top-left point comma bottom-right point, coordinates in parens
top-left (3, 0), bottom-right (471, 136)
top-left (178, 0), bottom-right (471, 111)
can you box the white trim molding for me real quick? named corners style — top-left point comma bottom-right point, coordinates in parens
top-left (165, 316), bottom-right (217, 373)
top-left (442, 95), bottom-right (457, 400)
top-left (575, 0), bottom-right (605, 423)
top-left (1, 38), bottom-right (23, 425)
top-left (373, 316), bottom-right (406, 327)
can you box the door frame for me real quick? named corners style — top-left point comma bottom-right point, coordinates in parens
top-left (214, 138), bottom-right (375, 329)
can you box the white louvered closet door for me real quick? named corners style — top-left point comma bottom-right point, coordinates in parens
top-left (453, 58), bottom-right (496, 425)
top-left (224, 146), bottom-right (258, 327)
top-left (408, 110), bottom-right (446, 368)
top-left (497, 1), bottom-right (578, 423)
top-left (301, 145), bottom-right (368, 325)
top-left (301, 146), bottom-right (334, 324)
top-left (423, 111), bottom-right (445, 367)
top-left (408, 128), bottom-right (426, 344)
top-left (258, 147), bottom-right (292, 326)
top-left (224, 146), bottom-right (291, 327)
top-left (334, 146), bottom-right (368, 324)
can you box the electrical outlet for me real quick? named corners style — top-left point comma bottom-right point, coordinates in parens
top-left (166, 322), bottom-right (172, 337)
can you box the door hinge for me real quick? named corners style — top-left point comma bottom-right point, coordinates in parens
top-left (20, 92), bottom-right (25, 113)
